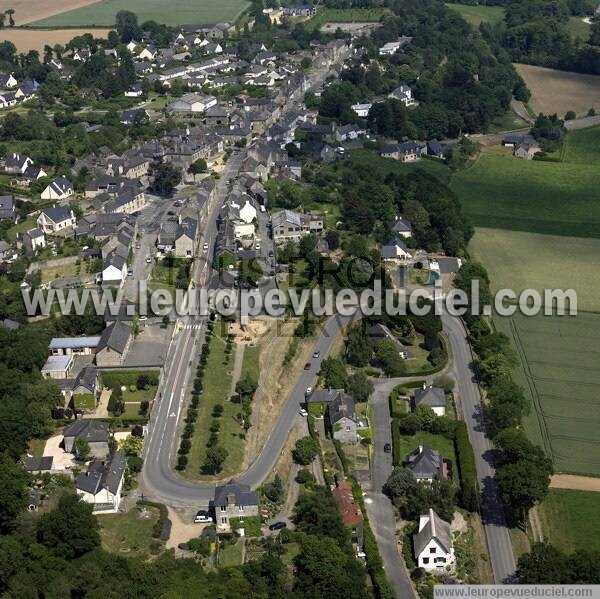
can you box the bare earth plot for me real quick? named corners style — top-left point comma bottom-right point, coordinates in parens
top-left (515, 63), bottom-right (600, 117)
top-left (495, 311), bottom-right (600, 476)
top-left (550, 474), bottom-right (600, 492)
top-left (0, 28), bottom-right (110, 54)
top-left (0, 0), bottom-right (101, 25)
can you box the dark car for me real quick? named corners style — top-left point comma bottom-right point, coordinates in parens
top-left (304, 362), bottom-right (311, 370)
top-left (268, 250), bottom-right (274, 257)
top-left (383, 443), bottom-right (392, 453)
top-left (167, 210), bottom-right (176, 216)
top-left (269, 522), bottom-right (287, 531)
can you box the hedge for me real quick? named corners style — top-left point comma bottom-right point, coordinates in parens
top-left (391, 419), bottom-right (403, 467)
top-left (332, 439), bottom-right (349, 475)
top-left (138, 500), bottom-right (171, 541)
top-left (101, 370), bottom-right (159, 388)
top-left (454, 421), bottom-right (479, 512)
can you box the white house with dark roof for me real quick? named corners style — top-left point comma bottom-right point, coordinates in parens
top-left (0, 73), bottom-right (18, 88)
top-left (17, 227), bottom-right (46, 255)
top-left (413, 509), bottom-right (455, 572)
top-left (41, 176), bottom-right (74, 201)
top-left (414, 384), bottom-right (447, 416)
top-left (4, 153), bottom-right (33, 174)
top-left (37, 204), bottom-right (76, 234)
top-left (381, 239), bottom-right (412, 263)
top-left (76, 452), bottom-right (127, 512)
top-left (391, 216), bottom-right (412, 239)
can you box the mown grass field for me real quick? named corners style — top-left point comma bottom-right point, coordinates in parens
top-left (445, 3), bottom-right (505, 26)
top-left (470, 228), bottom-right (600, 312)
top-left (494, 312), bottom-right (600, 475)
top-left (31, 0), bottom-right (250, 27)
top-left (451, 151), bottom-right (600, 238)
top-left (515, 63), bottom-right (600, 117)
top-left (308, 7), bottom-right (390, 30)
top-left (98, 506), bottom-right (160, 559)
top-left (537, 489), bottom-right (600, 552)
top-left (561, 125), bottom-right (600, 165)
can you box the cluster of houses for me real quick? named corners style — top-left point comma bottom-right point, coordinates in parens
top-left (0, 74), bottom-right (39, 109)
top-left (378, 36), bottom-right (414, 56)
top-left (380, 139), bottom-right (453, 163)
top-left (502, 133), bottom-right (542, 160)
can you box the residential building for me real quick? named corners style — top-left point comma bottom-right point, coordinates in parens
top-left (37, 204), bottom-right (76, 234)
top-left (283, 4), bottom-right (317, 17)
top-left (328, 392), bottom-right (367, 444)
top-left (17, 227), bottom-right (46, 255)
top-left (413, 509), bottom-right (455, 572)
top-left (76, 452), bottom-right (127, 513)
top-left (175, 217), bottom-right (198, 257)
top-left (4, 153), bottom-right (33, 174)
top-left (63, 420), bottom-right (110, 456)
top-left (332, 479), bottom-right (364, 529)
top-left (514, 142), bottom-right (542, 160)
top-left (390, 216), bottom-right (412, 239)
top-left (414, 384), bottom-right (447, 417)
top-left (388, 84), bottom-right (414, 107)
top-left (378, 36), bottom-right (413, 55)
top-left (166, 93), bottom-right (218, 114)
top-left (102, 251), bottom-right (127, 286)
top-left (381, 239), bottom-right (412, 263)
top-left (0, 73), bottom-right (18, 88)
top-left (271, 209), bottom-right (310, 244)
top-left (380, 141), bottom-right (422, 162)
top-left (405, 444), bottom-right (445, 482)
top-left (49, 336), bottom-right (101, 356)
top-left (24, 456), bottom-right (54, 474)
top-left (41, 354), bottom-right (74, 380)
top-left (0, 195), bottom-right (16, 222)
top-left (211, 482), bottom-right (260, 532)
top-left (40, 176), bottom-right (74, 201)
top-left (95, 321), bottom-right (132, 367)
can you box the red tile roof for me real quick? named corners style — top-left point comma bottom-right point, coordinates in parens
top-left (332, 480), bottom-right (363, 528)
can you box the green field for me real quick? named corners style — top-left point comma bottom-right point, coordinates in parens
top-left (561, 125), bottom-right (600, 165)
top-left (495, 312), bottom-right (600, 475)
top-left (307, 7), bottom-right (391, 29)
top-left (445, 3), bottom-right (506, 26)
top-left (31, 0), bottom-right (250, 27)
top-left (470, 228), bottom-right (600, 312)
top-left (538, 489), bottom-right (600, 552)
top-left (451, 151), bottom-right (600, 238)
top-left (566, 16), bottom-right (591, 42)
top-left (98, 506), bottom-right (160, 558)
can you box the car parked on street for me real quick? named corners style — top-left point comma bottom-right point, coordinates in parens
top-left (384, 443), bottom-right (392, 453)
top-left (304, 362), bottom-right (311, 370)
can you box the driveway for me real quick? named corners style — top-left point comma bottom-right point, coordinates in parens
top-left (43, 434), bottom-right (75, 471)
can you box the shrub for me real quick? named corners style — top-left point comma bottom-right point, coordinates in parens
top-left (295, 468), bottom-right (315, 485)
top-left (176, 455), bottom-right (188, 470)
top-left (178, 439), bottom-right (191, 455)
top-left (455, 421), bottom-right (479, 512)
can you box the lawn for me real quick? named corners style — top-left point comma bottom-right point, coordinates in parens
top-left (73, 393), bottom-right (96, 411)
top-left (98, 505), bottom-right (160, 559)
top-left (5, 217), bottom-right (36, 242)
top-left (394, 430), bottom-right (457, 480)
top-left (495, 311), bottom-right (600, 475)
top-left (184, 328), bottom-right (245, 480)
top-left (307, 7), bottom-right (391, 29)
top-left (445, 3), bottom-right (506, 27)
top-left (240, 341), bottom-right (260, 384)
top-left (487, 110), bottom-right (529, 134)
top-left (30, 0), bottom-right (250, 27)
top-left (515, 63), bottom-right (600, 117)
top-left (537, 489), bottom-right (600, 552)
top-left (562, 125), bottom-right (600, 165)
top-left (30, 258), bottom-right (81, 284)
top-left (451, 151), bottom-right (600, 238)
top-left (218, 539), bottom-right (244, 566)
top-left (470, 228), bottom-right (600, 312)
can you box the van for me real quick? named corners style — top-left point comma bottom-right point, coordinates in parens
top-left (259, 205), bottom-right (266, 213)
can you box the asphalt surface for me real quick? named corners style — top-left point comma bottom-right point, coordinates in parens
top-left (442, 312), bottom-right (516, 583)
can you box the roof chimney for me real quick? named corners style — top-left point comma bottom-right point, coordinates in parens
top-left (227, 493), bottom-right (236, 505)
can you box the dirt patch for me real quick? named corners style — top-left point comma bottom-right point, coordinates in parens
top-left (229, 319), bottom-right (269, 344)
top-left (166, 507), bottom-right (203, 550)
top-left (0, 0), bottom-right (102, 25)
top-left (515, 63), bottom-right (600, 117)
top-left (550, 474), bottom-right (600, 492)
top-left (242, 318), bottom-right (315, 468)
top-left (0, 27), bottom-right (110, 54)
top-left (43, 433), bottom-right (75, 470)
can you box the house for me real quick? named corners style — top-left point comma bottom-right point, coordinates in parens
top-left (413, 509), bottom-right (455, 572)
top-left (0, 195), bottom-right (16, 222)
top-left (64, 420), bottom-right (110, 457)
top-left (124, 83), bottom-right (144, 97)
top-left (501, 133), bottom-right (536, 147)
top-left (388, 85), bottom-right (414, 107)
top-left (379, 37), bottom-right (413, 55)
top-left (405, 444), bottom-right (445, 482)
top-left (166, 93), bottom-right (218, 114)
top-left (0, 92), bottom-right (17, 109)
top-left (381, 239), bottom-right (412, 262)
top-left (211, 482), bottom-right (260, 532)
top-left (15, 79), bottom-right (39, 101)
top-left (0, 240), bottom-right (15, 261)
top-left (332, 479), bottom-right (364, 529)
top-left (335, 124), bottom-right (366, 142)
top-left (24, 456), bottom-right (54, 474)
top-left (95, 321), bottom-right (132, 367)
top-left (426, 139), bottom-right (449, 159)
top-left (41, 354), bottom-right (74, 380)
top-left (351, 102), bottom-right (372, 118)
top-left (102, 251), bottom-right (127, 286)
top-left (120, 108), bottom-right (149, 125)
top-left (272, 209), bottom-right (310, 244)
top-left (40, 176), bottom-right (74, 201)
top-left (239, 199), bottom-right (258, 224)
top-left (22, 165), bottom-right (48, 185)
top-left (4, 153), bottom-right (33, 174)
top-left (329, 392), bottom-right (365, 444)
top-left (72, 49), bottom-right (90, 62)
top-left (17, 227), bottom-right (46, 255)
top-left (381, 141), bottom-right (422, 162)
top-left (0, 73), bottom-right (18, 88)
top-left (514, 142), bottom-right (542, 160)
top-left (76, 452), bottom-right (127, 513)
top-left (137, 45), bottom-right (157, 61)
top-left (49, 336), bottom-right (101, 356)
top-left (390, 217), bottom-right (412, 239)
top-left (414, 384), bottom-right (446, 416)
top-left (175, 217), bottom-right (198, 257)
top-left (37, 205), bottom-right (76, 234)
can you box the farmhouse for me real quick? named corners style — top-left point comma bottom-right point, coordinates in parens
top-left (37, 205), bottom-right (76, 234)
top-left (76, 452), bottom-right (127, 513)
top-left (514, 142), bottom-right (542, 160)
top-left (414, 509), bottom-right (455, 572)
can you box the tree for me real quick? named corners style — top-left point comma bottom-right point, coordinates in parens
top-left (118, 435), bottom-right (143, 456)
top-left (376, 339), bottom-right (406, 377)
top-left (319, 357), bottom-right (348, 389)
top-left (236, 372), bottom-right (258, 398)
top-left (383, 467), bottom-right (417, 502)
top-left (115, 10), bottom-right (141, 43)
top-left (345, 324), bottom-right (372, 367)
top-left (347, 370), bottom-right (373, 403)
top-left (589, 19), bottom-right (600, 46)
top-left (5, 9), bottom-right (14, 27)
top-left (292, 436), bottom-right (319, 465)
top-left (149, 161), bottom-right (181, 196)
top-left (37, 494), bottom-right (100, 559)
top-left (188, 158), bottom-right (208, 175)
top-left (293, 485), bottom-right (348, 544)
top-left (74, 438), bottom-right (91, 461)
top-left (202, 446), bottom-right (228, 474)
top-left (517, 543), bottom-right (571, 583)
top-left (263, 474), bottom-right (284, 503)
top-left (0, 458), bottom-right (29, 533)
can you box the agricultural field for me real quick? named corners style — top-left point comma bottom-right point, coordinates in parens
top-left (494, 311), bottom-right (600, 475)
top-left (0, 27), bottom-right (109, 54)
top-left (451, 151), bottom-right (600, 238)
top-left (515, 63), bottom-right (600, 117)
top-left (0, 0), bottom-right (100, 25)
top-left (561, 125), bottom-right (600, 165)
top-left (445, 3), bottom-right (506, 27)
top-left (470, 228), bottom-right (600, 313)
top-left (30, 0), bottom-right (250, 27)
top-left (537, 489), bottom-right (600, 552)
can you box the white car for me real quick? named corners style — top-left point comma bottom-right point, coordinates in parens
top-left (203, 242), bottom-right (209, 251)
top-left (146, 256), bottom-right (152, 263)
top-left (299, 409), bottom-right (308, 417)
top-left (194, 511), bottom-right (213, 524)
top-left (305, 386), bottom-right (313, 396)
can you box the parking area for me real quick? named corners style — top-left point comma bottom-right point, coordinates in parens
top-left (124, 322), bottom-right (173, 367)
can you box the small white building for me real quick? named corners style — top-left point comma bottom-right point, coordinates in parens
top-left (41, 176), bottom-right (74, 201)
top-left (41, 354), bottom-right (74, 380)
top-left (414, 509), bottom-right (455, 572)
top-left (37, 204), bottom-right (76, 234)
top-left (239, 199), bottom-right (258, 224)
top-left (0, 73), bottom-right (18, 88)
top-left (76, 452), bottom-right (127, 513)
top-left (351, 103), bottom-right (372, 118)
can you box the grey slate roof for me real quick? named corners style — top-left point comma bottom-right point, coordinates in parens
top-left (212, 482), bottom-right (259, 507)
top-left (25, 456), bottom-right (54, 472)
top-left (76, 452), bottom-right (127, 495)
top-left (41, 204), bottom-right (73, 224)
top-left (64, 420), bottom-right (109, 443)
top-left (413, 508), bottom-right (453, 557)
top-left (406, 445), bottom-right (443, 479)
top-left (328, 392), bottom-right (357, 427)
top-left (414, 385), bottom-right (446, 409)
top-left (97, 321), bottom-right (131, 354)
